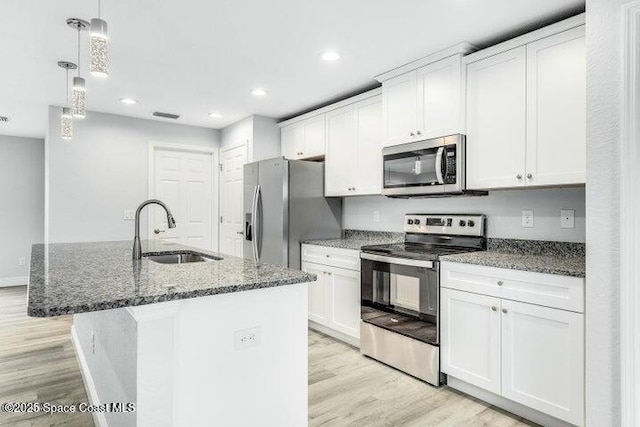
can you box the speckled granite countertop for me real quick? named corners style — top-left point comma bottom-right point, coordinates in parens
top-left (28, 240), bottom-right (315, 317)
top-left (302, 230), bottom-right (404, 251)
top-left (441, 238), bottom-right (585, 278)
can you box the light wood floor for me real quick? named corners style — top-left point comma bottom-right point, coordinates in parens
top-left (309, 330), bottom-right (537, 427)
top-left (0, 286), bottom-right (94, 427)
top-left (1, 286), bottom-right (536, 427)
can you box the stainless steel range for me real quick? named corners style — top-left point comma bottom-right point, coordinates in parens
top-left (359, 214), bottom-right (487, 386)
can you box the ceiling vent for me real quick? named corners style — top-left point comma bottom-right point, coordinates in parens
top-left (0, 116), bottom-right (10, 123)
top-left (152, 111), bottom-right (180, 120)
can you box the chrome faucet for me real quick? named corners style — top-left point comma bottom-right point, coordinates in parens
top-left (132, 199), bottom-right (176, 260)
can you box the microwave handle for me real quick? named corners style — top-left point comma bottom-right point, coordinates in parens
top-left (435, 147), bottom-right (445, 184)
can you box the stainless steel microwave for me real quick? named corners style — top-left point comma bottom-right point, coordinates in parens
top-left (382, 134), bottom-right (475, 197)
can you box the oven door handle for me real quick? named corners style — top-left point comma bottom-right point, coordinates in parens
top-left (435, 146), bottom-right (445, 184)
top-left (360, 252), bottom-right (435, 269)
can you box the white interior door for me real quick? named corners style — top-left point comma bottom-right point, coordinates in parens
top-left (219, 143), bottom-right (247, 256)
top-left (151, 148), bottom-right (214, 251)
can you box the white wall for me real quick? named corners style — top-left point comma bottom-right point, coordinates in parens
top-left (0, 135), bottom-right (44, 282)
top-left (585, 0), bottom-right (625, 425)
top-left (343, 187), bottom-right (586, 242)
top-left (45, 107), bottom-right (220, 243)
top-left (220, 115), bottom-right (280, 162)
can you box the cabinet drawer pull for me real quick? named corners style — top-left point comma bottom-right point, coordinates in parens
top-left (502, 308), bottom-right (508, 314)
top-left (497, 280), bottom-right (503, 286)
top-left (416, 130), bottom-right (422, 136)
top-left (410, 132), bottom-right (415, 137)
top-left (491, 306), bottom-right (497, 311)
top-left (527, 173), bottom-right (533, 179)
top-left (516, 174), bottom-right (523, 179)
top-left (325, 254), bottom-right (330, 258)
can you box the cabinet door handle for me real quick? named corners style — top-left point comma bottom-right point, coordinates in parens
top-left (416, 130), bottom-right (422, 136)
top-left (516, 174), bottom-right (523, 180)
top-left (502, 308), bottom-right (508, 314)
top-left (325, 254), bottom-right (330, 258)
top-left (527, 173), bottom-right (533, 179)
top-left (491, 306), bottom-right (497, 311)
top-left (410, 132), bottom-right (415, 137)
top-left (497, 280), bottom-right (503, 286)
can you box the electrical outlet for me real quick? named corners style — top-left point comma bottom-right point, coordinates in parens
top-left (123, 209), bottom-right (135, 220)
top-left (560, 209), bottom-right (575, 229)
top-left (373, 211), bottom-right (380, 223)
top-left (522, 210), bottom-right (534, 228)
top-left (18, 257), bottom-right (25, 266)
top-left (234, 327), bottom-right (261, 350)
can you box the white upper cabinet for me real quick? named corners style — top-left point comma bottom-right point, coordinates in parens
top-left (325, 94), bottom-right (383, 196)
top-left (280, 115), bottom-right (325, 160)
top-left (466, 47), bottom-right (527, 189)
top-left (466, 23), bottom-right (586, 190)
top-left (381, 71), bottom-right (419, 146)
top-left (525, 26), bottom-right (586, 187)
top-left (417, 54), bottom-right (464, 140)
top-left (378, 51), bottom-right (467, 148)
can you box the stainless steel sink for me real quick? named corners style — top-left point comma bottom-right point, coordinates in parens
top-left (144, 251), bottom-right (222, 264)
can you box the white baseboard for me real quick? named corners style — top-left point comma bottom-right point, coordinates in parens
top-left (70, 325), bottom-right (109, 427)
top-left (308, 320), bottom-right (360, 348)
top-left (0, 276), bottom-right (28, 287)
top-left (447, 376), bottom-right (578, 427)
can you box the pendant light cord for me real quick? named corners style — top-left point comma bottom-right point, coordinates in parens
top-left (98, 0), bottom-right (101, 18)
top-left (65, 68), bottom-right (70, 106)
top-left (77, 28), bottom-right (81, 76)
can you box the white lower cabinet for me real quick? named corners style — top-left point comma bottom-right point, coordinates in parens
top-left (441, 262), bottom-right (584, 427)
top-left (441, 288), bottom-right (501, 394)
top-left (301, 244), bottom-right (361, 343)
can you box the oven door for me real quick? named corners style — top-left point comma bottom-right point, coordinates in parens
top-left (361, 253), bottom-right (439, 344)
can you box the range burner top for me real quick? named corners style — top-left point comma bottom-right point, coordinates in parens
top-left (361, 242), bottom-right (483, 261)
top-left (361, 214), bottom-right (487, 262)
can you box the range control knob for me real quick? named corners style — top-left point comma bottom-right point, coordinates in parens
top-left (467, 220), bottom-right (475, 227)
top-left (407, 219), bottom-right (414, 225)
top-left (414, 219), bottom-right (421, 225)
top-left (459, 220), bottom-right (466, 227)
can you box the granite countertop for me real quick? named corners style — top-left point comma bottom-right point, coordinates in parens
top-left (441, 238), bottom-right (586, 278)
top-left (28, 240), bottom-right (315, 317)
top-left (302, 230), bottom-right (404, 250)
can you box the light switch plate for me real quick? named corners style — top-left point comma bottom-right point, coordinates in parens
top-left (560, 209), bottom-right (575, 229)
top-left (522, 210), bottom-right (534, 228)
top-left (123, 209), bottom-right (135, 220)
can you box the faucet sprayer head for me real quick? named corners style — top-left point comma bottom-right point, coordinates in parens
top-left (167, 214), bottom-right (177, 229)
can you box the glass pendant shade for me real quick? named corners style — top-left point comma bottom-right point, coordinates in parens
top-left (90, 18), bottom-right (109, 77)
top-left (72, 76), bottom-right (86, 118)
top-left (61, 108), bottom-right (73, 140)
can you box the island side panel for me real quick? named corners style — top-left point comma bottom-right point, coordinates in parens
top-left (72, 309), bottom-right (138, 427)
top-left (174, 283), bottom-right (309, 427)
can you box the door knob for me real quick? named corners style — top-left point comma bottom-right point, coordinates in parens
top-left (154, 228), bottom-right (166, 234)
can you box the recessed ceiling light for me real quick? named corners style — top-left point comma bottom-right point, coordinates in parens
top-left (208, 112), bottom-right (223, 118)
top-left (120, 98), bottom-right (138, 105)
top-left (321, 51), bottom-right (341, 61)
top-left (250, 88), bottom-right (267, 97)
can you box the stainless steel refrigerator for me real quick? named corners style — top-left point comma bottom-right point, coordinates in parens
top-left (243, 157), bottom-right (342, 269)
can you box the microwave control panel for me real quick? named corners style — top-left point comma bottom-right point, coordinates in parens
top-left (443, 146), bottom-right (457, 184)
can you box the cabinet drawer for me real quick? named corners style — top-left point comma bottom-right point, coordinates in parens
top-left (441, 262), bottom-right (584, 313)
top-left (301, 244), bottom-right (360, 271)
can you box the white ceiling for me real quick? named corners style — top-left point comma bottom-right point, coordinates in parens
top-left (0, 0), bottom-right (584, 138)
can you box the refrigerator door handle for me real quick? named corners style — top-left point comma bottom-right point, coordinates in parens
top-left (251, 185), bottom-right (261, 265)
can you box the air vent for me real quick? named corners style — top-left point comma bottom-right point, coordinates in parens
top-left (0, 116), bottom-right (9, 123)
top-left (152, 111), bottom-right (180, 120)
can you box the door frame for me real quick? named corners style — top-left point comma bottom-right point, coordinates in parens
top-left (218, 141), bottom-right (248, 254)
top-left (621, 2), bottom-right (640, 425)
top-left (148, 141), bottom-right (220, 252)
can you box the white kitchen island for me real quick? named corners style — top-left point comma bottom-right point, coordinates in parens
top-left (28, 240), bottom-right (313, 427)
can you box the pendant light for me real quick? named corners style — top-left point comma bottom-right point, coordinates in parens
top-left (67, 18), bottom-right (89, 119)
top-left (58, 61), bottom-right (77, 140)
top-left (90, 0), bottom-right (109, 78)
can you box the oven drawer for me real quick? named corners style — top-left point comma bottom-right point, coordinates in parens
top-left (301, 244), bottom-right (360, 271)
top-left (441, 261), bottom-right (584, 313)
